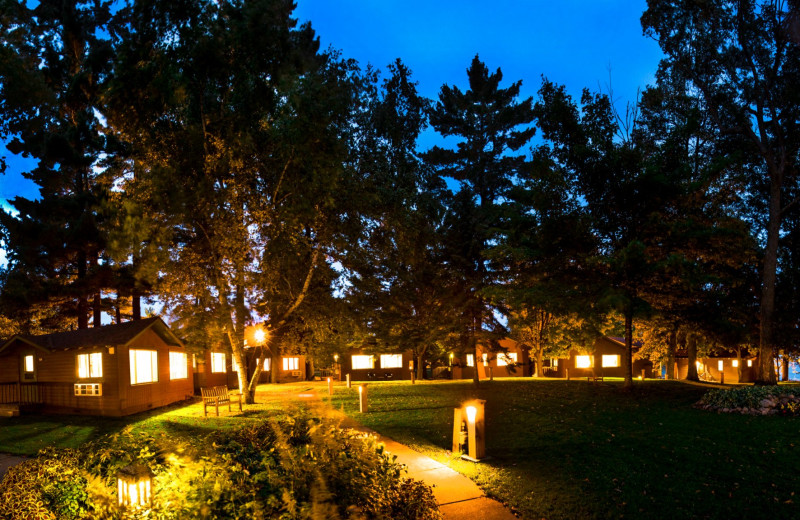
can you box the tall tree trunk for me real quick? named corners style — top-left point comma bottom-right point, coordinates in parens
top-left (623, 308), bottom-right (633, 388)
top-left (535, 344), bottom-right (543, 378)
top-left (755, 177), bottom-right (781, 385)
top-left (686, 334), bottom-right (699, 382)
top-left (416, 354), bottom-right (425, 380)
top-left (306, 358), bottom-right (315, 381)
top-left (132, 289), bottom-right (141, 320)
top-left (666, 328), bottom-right (677, 379)
top-left (782, 354), bottom-right (790, 381)
top-left (270, 346), bottom-right (281, 384)
top-left (93, 292), bottom-right (102, 327)
top-left (470, 313), bottom-right (480, 386)
top-left (77, 250), bottom-right (89, 329)
top-left (736, 347), bottom-right (743, 382)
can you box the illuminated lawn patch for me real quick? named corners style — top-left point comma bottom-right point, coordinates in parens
top-left (328, 378), bottom-right (800, 520)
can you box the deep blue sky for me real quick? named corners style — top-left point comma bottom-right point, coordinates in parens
top-left (0, 0), bottom-right (663, 209)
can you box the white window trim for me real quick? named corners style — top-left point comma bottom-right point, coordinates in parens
top-left (380, 354), bottom-right (403, 369)
top-left (283, 357), bottom-right (300, 371)
top-left (497, 352), bottom-right (518, 366)
top-left (575, 355), bottom-right (592, 369)
top-left (466, 354), bottom-right (475, 367)
top-left (169, 351), bottom-right (188, 380)
top-left (77, 352), bottom-right (103, 379)
top-left (210, 352), bottom-right (226, 373)
top-left (601, 355), bottom-right (620, 368)
top-left (130, 349), bottom-right (159, 385)
top-left (351, 355), bottom-right (374, 370)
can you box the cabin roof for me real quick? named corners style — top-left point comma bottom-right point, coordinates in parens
top-left (0, 317), bottom-right (184, 353)
top-left (606, 336), bottom-right (644, 349)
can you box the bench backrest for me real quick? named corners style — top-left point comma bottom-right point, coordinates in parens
top-left (201, 386), bottom-right (230, 400)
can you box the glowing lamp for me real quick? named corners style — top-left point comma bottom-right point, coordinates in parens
top-left (333, 354), bottom-right (339, 363)
top-left (117, 464), bottom-right (154, 507)
top-left (254, 328), bottom-right (266, 344)
top-left (465, 405), bottom-right (477, 423)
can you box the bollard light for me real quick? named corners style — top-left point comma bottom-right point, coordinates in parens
top-left (358, 384), bottom-right (368, 413)
top-left (327, 377), bottom-right (333, 396)
top-left (117, 464), bottom-right (154, 507)
top-left (454, 399), bottom-right (486, 462)
top-left (346, 373), bottom-right (351, 388)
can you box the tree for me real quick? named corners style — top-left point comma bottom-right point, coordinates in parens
top-left (104, 0), bottom-right (356, 402)
top-left (0, 0), bottom-right (117, 330)
top-left (426, 55), bottom-right (536, 384)
top-left (643, 0), bottom-right (800, 384)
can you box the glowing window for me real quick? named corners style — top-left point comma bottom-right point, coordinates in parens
top-left (466, 354), bottom-right (475, 367)
top-left (575, 355), bottom-right (592, 368)
top-left (497, 352), bottom-right (518, 366)
top-left (482, 353), bottom-right (488, 366)
top-left (552, 358), bottom-right (559, 367)
top-left (263, 358), bottom-right (271, 371)
top-left (23, 355), bottom-right (34, 373)
top-left (380, 354), bottom-right (402, 368)
top-left (718, 360), bottom-right (724, 371)
top-left (351, 355), bottom-right (374, 370)
top-left (77, 352), bottom-right (103, 378)
top-left (129, 350), bottom-right (158, 384)
top-left (169, 352), bottom-right (188, 380)
top-left (747, 359), bottom-right (753, 367)
top-left (232, 357), bottom-right (240, 372)
top-left (210, 352), bottom-right (226, 373)
top-left (283, 357), bottom-right (299, 371)
top-left (732, 359), bottom-right (739, 368)
top-left (192, 354), bottom-right (197, 369)
top-left (601, 355), bottom-right (620, 368)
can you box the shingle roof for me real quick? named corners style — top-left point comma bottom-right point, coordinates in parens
top-left (0, 317), bottom-right (184, 353)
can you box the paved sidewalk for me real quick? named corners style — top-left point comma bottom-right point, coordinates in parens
top-left (0, 453), bottom-right (26, 481)
top-left (298, 391), bottom-right (517, 520)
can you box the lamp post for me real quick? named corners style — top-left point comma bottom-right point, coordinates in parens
top-left (117, 464), bottom-right (154, 507)
top-left (333, 354), bottom-right (340, 381)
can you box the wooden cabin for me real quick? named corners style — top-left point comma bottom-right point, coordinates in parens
top-left (452, 339), bottom-right (532, 380)
top-left (341, 350), bottom-right (414, 381)
top-left (0, 317), bottom-right (193, 417)
top-left (674, 353), bottom-right (757, 383)
top-left (193, 346), bottom-right (307, 392)
top-left (566, 336), bottom-right (654, 379)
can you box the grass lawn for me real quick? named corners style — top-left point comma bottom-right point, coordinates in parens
top-left (327, 378), bottom-right (800, 520)
top-left (0, 384), bottom-right (313, 456)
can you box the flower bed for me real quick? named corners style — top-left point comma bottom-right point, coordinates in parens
top-left (0, 412), bottom-right (440, 519)
top-left (696, 386), bottom-right (800, 415)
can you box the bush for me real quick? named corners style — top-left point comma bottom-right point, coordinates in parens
top-left (0, 412), bottom-right (441, 520)
top-left (699, 385), bottom-right (800, 411)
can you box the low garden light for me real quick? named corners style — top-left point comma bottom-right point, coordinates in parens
top-left (117, 464), bottom-right (154, 507)
top-left (452, 399), bottom-right (486, 462)
top-left (346, 373), bottom-right (351, 388)
top-left (358, 384), bottom-right (368, 413)
top-left (327, 376), bottom-right (333, 396)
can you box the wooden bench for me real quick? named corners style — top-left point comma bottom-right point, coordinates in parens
top-left (587, 375), bottom-right (604, 382)
top-left (201, 386), bottom-right (242, 417)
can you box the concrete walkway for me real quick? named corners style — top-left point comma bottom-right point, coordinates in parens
top-left (297, 391), bottom-right (517, 520)
top-left (0, 453), bottom-right (26, 481)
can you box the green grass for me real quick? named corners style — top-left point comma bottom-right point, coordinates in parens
top-left (328, 378), bottom-right (800, 520)
top-left (4, 379), bottom-right (800, 519)
top-left (0, 383), bottom-right (313, 456)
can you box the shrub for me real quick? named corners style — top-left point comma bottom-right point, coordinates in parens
top-left (699, 385), bottom-right (800, 410)
top-left (0, 412), bottom-right (441, 520)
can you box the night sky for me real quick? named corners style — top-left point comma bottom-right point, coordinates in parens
top-left (0, 0), bottom-right (663, 208)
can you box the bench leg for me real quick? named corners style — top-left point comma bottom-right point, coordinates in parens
top-left (203, 402), bottom-right (208, 417)
top-left (215, 397), bottom-right (220, 417)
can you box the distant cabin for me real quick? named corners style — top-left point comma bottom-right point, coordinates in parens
top-left (674, 352), bottom-right (757, 383)
top-left (564, 336), bottom-right (654, 379)
top-left (341, 349), bottom-right (415, 382)
top-left (193, 347), bottom-right (307, 392)
top-left (452, 339), bottom-right (533, 380)
top-left (0, 317), bottom-right (193, 417)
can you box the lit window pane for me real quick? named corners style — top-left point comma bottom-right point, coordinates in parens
top-left (130, 349), bottom-right (158, 384)
top-left (169, 352), bottom-right (188, 380)
top-left (380, 354), bottom-right (402, 368)
top-left (718, 360), bottom-right (724, 371)
top-left (210, 352), bottom-right (226, 373)
top-left (466, 354), bottom-right (474, 367)
top-left (351, 355), bottom-right (374, 370)
top-left (497, 353), bottom-right (517, 366)
top-left (747, 359), bottom-right (753, 367)
top-left (575, 355), bottom-right (592, 368)
top-left (482, 353), bottom-right (488, 366)
top-left (283, 357), bottom-right (299, 371)
top-left (24, 355), bottom-right (34, 373)
top-left (78, 353), bottom-right (103, 378)
top-left (263, 358), bottom-right (271, 371)
top-left (601, 355), bottom-right (620, 368)
top-left (732, 359), bottom-right (739, 367)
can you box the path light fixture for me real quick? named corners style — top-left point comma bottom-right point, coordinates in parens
top-left (346, 373), bottom-right (351, 388)
top-left (358, 384), bottom-right (368, 413)
top-left (452, 399), bottom-right (486, 462)
top-left (327, 377), bottom-right (333, 396)
top-left (117, 464), bottom-right (154, 507)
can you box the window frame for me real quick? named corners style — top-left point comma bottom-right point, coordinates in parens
top-left (575, 355), bottom-right (592, 369)
top-left (77, 352), bottom-right (103, 379)
top-left (380, 354), bottom-right (403, 369)
top-left (496, 352), bottom-right (518, 367)
top-left (283, 357), bottom-right (300, 371)
top-left (351, 355), bottom-right (374, 370)
top-left (129, 349), bottom-right (159, 385)
top-left (601, 354), bottom-right (620, 368)
top-left (466, 354), bottom-right (475, 367)
top-left (210, 352), bottom-right (226, 373)
top-left (169, 351), bottom-right (188, 380)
